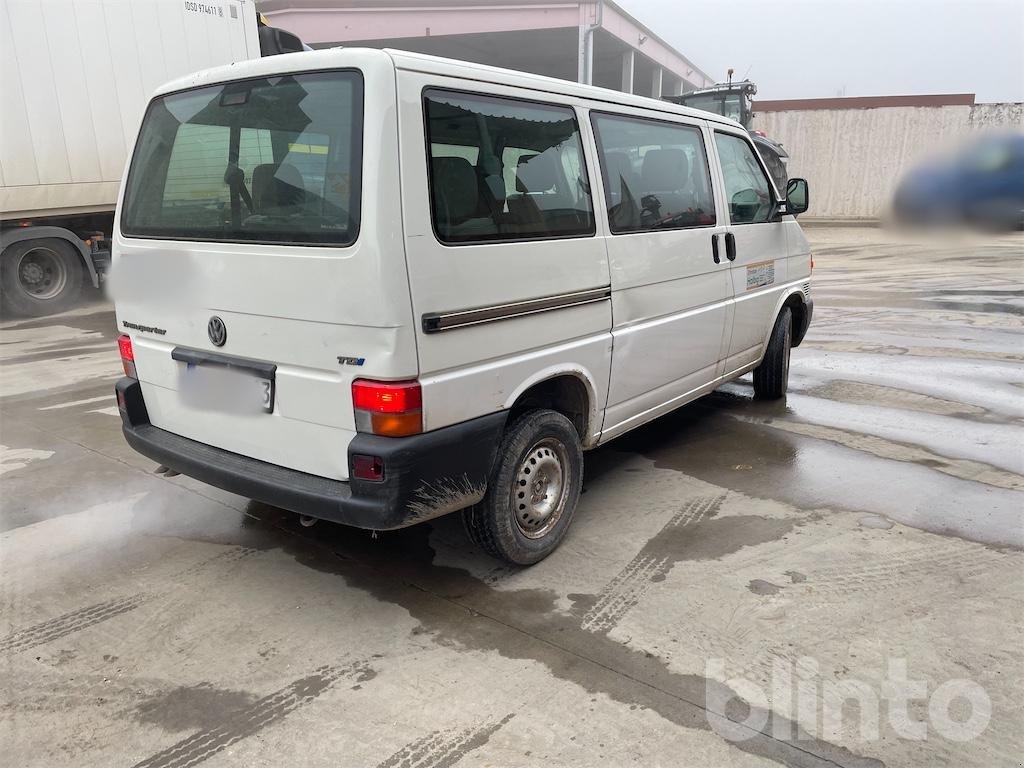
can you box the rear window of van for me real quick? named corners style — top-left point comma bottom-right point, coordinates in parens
top-left (121, 71), bottom-right (362, 246)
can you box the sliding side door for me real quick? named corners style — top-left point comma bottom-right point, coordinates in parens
top-left (592, 112), bottom-right (732, 442)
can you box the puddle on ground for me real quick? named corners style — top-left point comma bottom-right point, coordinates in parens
top-left (600, 391), bottom-right (1023, 549)
top-left (134, 683), bottom-right (258, 732)
top-left (747, 579), bottom-right (782, 596)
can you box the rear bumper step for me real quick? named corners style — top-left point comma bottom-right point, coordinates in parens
top-left (116, 378), bottom-right (507, 530)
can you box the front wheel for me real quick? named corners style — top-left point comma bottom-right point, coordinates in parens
top-left (753, 306), bottom-right (792, 399)
top-left (463, 409), bottom-right (583, 565)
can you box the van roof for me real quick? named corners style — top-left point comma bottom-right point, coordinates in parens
top-left (151, 47), bottom-right (745, 130)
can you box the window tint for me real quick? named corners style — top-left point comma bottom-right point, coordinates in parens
top-left (424, 90), bottom-right (594, 244)
top-left (714, 132), bottom-right (773, 225)
top-left (122, 71), bottom-right (361, 246)
top-left (591, 113), bottom-right (715, 234)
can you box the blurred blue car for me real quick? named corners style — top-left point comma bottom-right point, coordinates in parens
top-left (893, 132), bottom-right (1024, 231)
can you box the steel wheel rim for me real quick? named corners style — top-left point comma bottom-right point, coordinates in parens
top-left (18, 247), bottom-right (68, 300)
top-left (511, 437), bottom-right (570, 539)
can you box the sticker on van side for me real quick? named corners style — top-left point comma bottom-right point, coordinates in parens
top-left (746, 260), bottom-right (775, 290)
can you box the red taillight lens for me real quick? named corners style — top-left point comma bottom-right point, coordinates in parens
top-left (117, 334), bottom-right (134, 361)
top-left (351, 454), bottom-right (384, 481)
top-left (351, 379), bottom-right (422, 437)
top-left (118, 334), bottom-right (137, 378)
top-left (352, 379), bottom-right (421, 413)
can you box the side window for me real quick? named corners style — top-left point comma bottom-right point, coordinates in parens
top-left (591, 113), bottom-right (716, 234)
top-left (424, 90), bottom-right (595, 244)
top-left (714, 132), bottom-right (773, 225)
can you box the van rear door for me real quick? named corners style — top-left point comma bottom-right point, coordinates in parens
top-left (114, 59), bottom-right (415, 482)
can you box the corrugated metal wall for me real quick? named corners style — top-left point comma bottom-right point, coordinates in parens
top-left (753, 103), bottom-right (1023, 219)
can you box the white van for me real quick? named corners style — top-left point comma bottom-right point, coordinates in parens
top-left (112, 48), bottom-right (812, 564)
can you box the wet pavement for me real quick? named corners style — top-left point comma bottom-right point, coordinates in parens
top-left (1, 228), bottom-right (1022, 767)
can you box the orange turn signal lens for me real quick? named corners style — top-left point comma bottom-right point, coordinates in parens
top-left (368, 411), bottom-right (422, 438)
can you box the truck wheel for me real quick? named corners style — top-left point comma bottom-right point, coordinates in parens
top-left (753, 306), bottom-right (792, 399)
top-left (1, 238), bottom-right (83, 317)
top-left (463, 409), bottom-right (583, 565)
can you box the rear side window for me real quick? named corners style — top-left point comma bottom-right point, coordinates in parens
top-left (591, 113), bottom-right (716, 234)
top-left (121, 71), bottom-right (362, 246)
top-left (714, 132), bottom-right (773, 225)
top-left (424, 90), bottom-right (595, 244)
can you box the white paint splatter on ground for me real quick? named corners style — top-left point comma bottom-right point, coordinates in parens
top-left (86, 406), bottom-right (120, 417)
top-left (39, 395), bottom-right (112, 411)
top-left (0, 445), bottom-right (54, 475)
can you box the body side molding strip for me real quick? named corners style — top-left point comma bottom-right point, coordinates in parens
top-left (422, 286), bottom-right (612, 333)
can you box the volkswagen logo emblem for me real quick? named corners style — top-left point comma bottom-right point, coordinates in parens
top-left (208, 316), bottom-right (227, 347)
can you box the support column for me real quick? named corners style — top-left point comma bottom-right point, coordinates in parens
top-left (620, 49), bottom-right (634, 94)
top-left (578, 23), bottom-right (588, 84)
top-left (670, 77), bottom-right (684, 96)
top-left (651, 66), bottom-right (663, 98)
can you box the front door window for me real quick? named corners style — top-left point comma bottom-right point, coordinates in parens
top-left (715, 132), bottom-right (773, 224)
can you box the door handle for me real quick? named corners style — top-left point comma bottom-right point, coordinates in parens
top-left (711, 234), bottom-right (720, 264)
top-left (725, 232), bottom-right (737, 261)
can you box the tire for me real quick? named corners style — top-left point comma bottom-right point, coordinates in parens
top-left (0, 238), bottom-right (83, 317)
top-left (753, 306), bottom-right (792, 399)
top-left (462, 409), bottom-right (583, 565)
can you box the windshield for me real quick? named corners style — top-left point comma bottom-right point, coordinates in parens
top-left (121, 71), bottom-right (362, 246)
top-left (678, 93), bottom-right (744, 123)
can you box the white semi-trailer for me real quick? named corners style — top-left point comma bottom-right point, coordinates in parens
top-left (0, 0), bottom-right (302, 315)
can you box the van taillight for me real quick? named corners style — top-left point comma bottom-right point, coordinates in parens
top-left (118, 334), bottom-right (137, 378)
top-left (351, 379), bottom-right (422, 437)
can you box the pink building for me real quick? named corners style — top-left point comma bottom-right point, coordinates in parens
top-left (258, 0), bottom-right (713, 96)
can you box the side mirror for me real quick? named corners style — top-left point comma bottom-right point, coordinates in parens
top-left (258, 25), bottom-right (305, 56)
top-left (785, 177), bottom-right (809, 216)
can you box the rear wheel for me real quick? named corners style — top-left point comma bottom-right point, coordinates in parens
top-left (753, 306), bottom-right (792, 399)
top-left (463, 409), bottom-right (583, 565)
top-left (0, 238), bottom-right (83, 316)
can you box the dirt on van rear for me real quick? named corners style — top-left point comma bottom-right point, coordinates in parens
top-left (1, 226), bottom-right (1022, 767)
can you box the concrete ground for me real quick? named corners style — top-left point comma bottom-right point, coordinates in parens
top-left (1, 228), bottom-right (1022, 767)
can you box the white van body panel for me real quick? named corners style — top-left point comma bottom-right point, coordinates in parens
top-left (419, 340), bottom-right (611, 446)
top-left (395, 67), bottom-right (614, 440)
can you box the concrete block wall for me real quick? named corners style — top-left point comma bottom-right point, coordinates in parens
top-left (752, 101), bottom-right (1023, 220)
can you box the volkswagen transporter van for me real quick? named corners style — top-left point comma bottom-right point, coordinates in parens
top-left (113, 48), bottom-right (812, 564)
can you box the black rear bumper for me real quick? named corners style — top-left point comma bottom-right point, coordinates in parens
top-left (116, 378), bottom-right (506, 530)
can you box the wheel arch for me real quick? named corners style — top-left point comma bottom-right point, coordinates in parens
top-left (759, 286), bottom-right (809, 357)
top-left (0, 227), bottom-right (99, 288)
top-left (504, 366), bottom-right (601, 448)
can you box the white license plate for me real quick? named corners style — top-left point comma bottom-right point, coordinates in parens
top-left (179, 364), bottom-right (275, 414)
